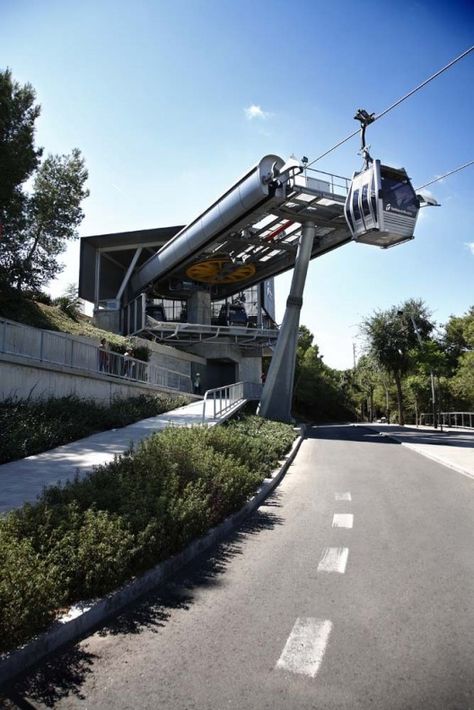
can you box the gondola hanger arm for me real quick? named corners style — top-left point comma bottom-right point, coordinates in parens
top-left (354, 109), bottom-right (375, 168)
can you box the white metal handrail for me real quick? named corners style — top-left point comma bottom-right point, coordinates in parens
top-left (202, 382), bottom-right (245, 422)
top-left (0, 318), bottom-right (192, 394)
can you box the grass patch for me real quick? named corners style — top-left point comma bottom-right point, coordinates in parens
top-left (0, 292), bottom-right (130, 351)
top-left (0, 394), bottom-right (189, 464)
top-left (0, 416), bottom-right (296, 652)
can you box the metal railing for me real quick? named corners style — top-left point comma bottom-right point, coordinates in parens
top-left (0, 318), bottom-right (192, 394)
top-left (123, 292), bottom-right (280, 342)
top-left (202, 382), bottom-right (245, 422)
top-left (305, 167), bottom-right (351, 197)
top-left (420, 411), bottom-right (474, 429)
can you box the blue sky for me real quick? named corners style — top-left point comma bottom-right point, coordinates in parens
top-left (1, 0), bottom-right (473, 368)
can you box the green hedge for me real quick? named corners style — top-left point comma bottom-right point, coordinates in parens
top-left (0, 417), bottom-right (296, 652)
top-left (0, 394), bottom-right (189, 464)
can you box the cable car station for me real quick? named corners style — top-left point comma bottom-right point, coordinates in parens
top-left (80, 113), bottom-right (433, 421)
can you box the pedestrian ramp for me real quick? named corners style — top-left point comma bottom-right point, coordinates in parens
top-left (0, 383), bottom-right (259, 514)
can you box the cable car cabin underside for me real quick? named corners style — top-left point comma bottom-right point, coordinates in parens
top-left (344, 160), bottom-right (420, 248)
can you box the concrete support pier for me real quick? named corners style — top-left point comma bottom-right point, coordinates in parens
top-left (258, 221), bottom-right (316, 422)
top-left (188, 290), bottom-right (211, 325)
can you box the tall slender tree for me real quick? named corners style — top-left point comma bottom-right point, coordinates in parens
top-left (361, 299), bottom-right (433, 424)
top-left (0, 69), bottom-right (89, 293)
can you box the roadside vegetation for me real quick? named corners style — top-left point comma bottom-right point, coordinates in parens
top-left (0, 394), bottom-right (189, 464)
top-left (291, 301), bottom-right (473, 425)
top-left (354, 300), bottom-right (474, 424)
top-left (0, 416), bottom-right (296, 652)
top-left (291, 325), bottom-right (356, 422)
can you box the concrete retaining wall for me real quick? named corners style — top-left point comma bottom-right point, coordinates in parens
top-left (0, 354), bottom-right (193, 404)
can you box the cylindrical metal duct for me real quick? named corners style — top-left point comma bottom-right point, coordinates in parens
top-left (131, 154), bottom-right (285, 295)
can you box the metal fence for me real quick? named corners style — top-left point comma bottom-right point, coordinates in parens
top-left (0, 318), bottom-right (192, 394)
top-left (202, 382), bottom-right (244, 422)
top-left (420, 411), bottom-right (474, 429)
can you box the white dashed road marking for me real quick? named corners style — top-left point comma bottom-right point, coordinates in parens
top-left (332, 513), bottom-right (354, 528)
top-left (335, 492), bottom-right (352, 501)
top-left (276, 618), bottom-right (333, 678)
top-left (317, 547), bottom-right (349, 573)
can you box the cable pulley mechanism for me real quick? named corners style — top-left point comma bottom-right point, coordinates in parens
top-left (185, 257), bottom-right (256, 285)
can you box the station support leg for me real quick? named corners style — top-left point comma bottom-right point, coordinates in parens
top-left (188, 290), bottom-right (211, 324)
top-left (258, 222), bottom-right (316, 422)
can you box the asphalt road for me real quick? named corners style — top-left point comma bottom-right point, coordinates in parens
top-left (6, 425), bottom-right (474, 709)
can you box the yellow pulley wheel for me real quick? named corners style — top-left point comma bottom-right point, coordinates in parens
top-left (186, 258), bottom-right (256, 284)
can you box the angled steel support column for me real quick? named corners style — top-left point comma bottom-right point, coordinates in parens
top-left (116, 248), bottom-right (143, 302)
top-left (258, 222), bottom-right (316, 422)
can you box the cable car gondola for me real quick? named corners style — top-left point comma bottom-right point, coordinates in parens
top-left (344, 109), bottom-right (420, 248)
top-left (344, 159), bottom-right (420, 248)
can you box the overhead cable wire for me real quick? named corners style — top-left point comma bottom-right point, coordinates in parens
top-left (306, 45), bottom-right (474, 169)
top-left (416, 160), bottom-right (474, 190)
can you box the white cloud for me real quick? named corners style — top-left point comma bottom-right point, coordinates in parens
top-left (244, 104), bottom-right (271, 120)
top-left (465, 242), bottom-right (474, 256)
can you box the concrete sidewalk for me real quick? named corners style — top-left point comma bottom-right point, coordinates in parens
top-left (360, 423), bottom-right (474, 480)
top-left (0, 397), bottom-right (246, 514)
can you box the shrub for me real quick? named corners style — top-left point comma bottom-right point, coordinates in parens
top-left (0, 527), bottom-right (60, 650)
top-left (0, 416), bottom-right (296, 652)
top-left (109, 341), bottom-right (150, 362)
top-left (0, 394), bottom-right (189, 464)
top-left (30, 290), bottom-right (53, 305)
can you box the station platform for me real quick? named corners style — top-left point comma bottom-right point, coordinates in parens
top-left (0, 397), bottom-right (246, 515)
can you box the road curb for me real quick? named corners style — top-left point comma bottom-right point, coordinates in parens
top-left (0, 425), bottom-right (306, 689)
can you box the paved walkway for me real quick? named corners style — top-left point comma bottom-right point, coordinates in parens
top-left (0, 397), bottom-right (246, 514)
top-left (360, 423), bottom-right (474, 480)
top-left (2, 413), bottom-right (472, 516)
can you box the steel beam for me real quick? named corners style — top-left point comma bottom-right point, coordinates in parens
top-left (116, 248), bottom-right (143, 301)
top-left (258, 222), bottom-right (316, 422)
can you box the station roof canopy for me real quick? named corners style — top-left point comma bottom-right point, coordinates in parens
top-left (79, 225), bottom-right (183, 304)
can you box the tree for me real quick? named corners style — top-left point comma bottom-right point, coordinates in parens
top-left (0, 69), bottom-right (42, 212)
top-left (293, 326), bottom-right (356, 422)
top-left (361, 299), bottom-right (433, 425)
top-left (293, 324), bottom-right (314, 389)
top-left (355, 354), bottom-right (379, 421)
top-left (53, 283), bottom-right (84, 320)
top-left (449, 351), bottom-right (474, 408)
top-left (442, 307), bottom-right (474, 368)
top-left (0, 69), bottom-right (89, 294)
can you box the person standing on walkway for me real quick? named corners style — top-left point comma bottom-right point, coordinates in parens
top-left (98, 338), bottom-right (109, 373)
top-left (193, 372), bottom-right (201, 395)
top-left (123, 347), bottom-right (135, 378)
